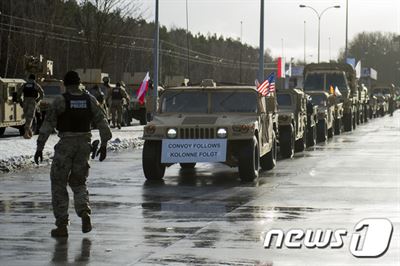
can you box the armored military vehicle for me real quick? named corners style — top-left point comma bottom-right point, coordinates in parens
top-left (303, 63), bottom-right (357, 132)
top-left (276, 88), bottom-right (309, 158)
top-left (142, 81), bottom-right (278, 182)
top-left (0, 78), bottom-right (26, 136)
top-left (371, 86), bottom-right (390, 116)
top-left (308, 91), bottom-right (336, 142)
top-left (305, 95), bottom-right (318, 147)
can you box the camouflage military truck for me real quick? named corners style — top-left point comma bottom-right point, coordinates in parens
top-left (303, 63), bottom-right (356, 132)
top-left (370, 86), bottom-right (390, 116)
top-left (142, 81), bottom-right (278, 182)
top-left (305, 95), bottom-right (318, 147)
top-left (0, 78), bottom-right (26, 136)
top-left (276, 88), bottom-right (309, 158)
top-left (308, 91), bottom-right (336, 142)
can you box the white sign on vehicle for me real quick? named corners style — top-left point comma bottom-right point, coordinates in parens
top-left (161, 139), bottom-right (227, 163)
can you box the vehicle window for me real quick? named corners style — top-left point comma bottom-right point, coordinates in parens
top-left (211, 91), bottom-right (257, 113)
top-left (383, 88), bottom-right (391, 94)
top-left (326, 73), bottom-right (348, 93)
top-left (161, 91), bottom-right (208, 113)
top-left (277, 94), bottom-right (292, 106)
top-left (310, 94), bottom-right (327, 106)
top-left (372, 88), bottom-right (383, 95)
top-left (304, 73), bottom-right (324, 91)
top-left (43, 85), bottom-right (61, 95)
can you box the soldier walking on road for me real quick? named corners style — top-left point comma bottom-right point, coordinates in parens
top-left (107, 82), bottom-right (130, 129)
top-left (17, 74), bottom-right (44, 139)
top-left (34, 71), bottom-right (112, 238)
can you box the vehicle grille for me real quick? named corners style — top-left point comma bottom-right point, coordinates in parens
top-left (179, 128), bottom-right (216, 139)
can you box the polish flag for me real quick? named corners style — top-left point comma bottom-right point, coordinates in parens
top-left (277, 57), bottom-right (285, 78)
top-left (136, 72), bottom-right (150, 104)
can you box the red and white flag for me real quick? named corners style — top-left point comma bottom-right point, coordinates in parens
top-left (277, 57), bottom-right (285, 78)
top-left (136, 72), bottom-right (150, 104)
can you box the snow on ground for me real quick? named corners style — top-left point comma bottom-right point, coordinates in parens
top-left (0, 125), bottom-right (144, 172)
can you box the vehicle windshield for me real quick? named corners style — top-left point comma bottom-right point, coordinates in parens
top-left (43, 85), bottom-right (62, 95)
top-left (211, 91), bottom-right (257, 113)
top-left (304, 72), bottom-right (348, 93)
top-left (372, 88), bottom-right (383, 95)
top-left (310, 94), bottom-right (327, 106)
top-left (304, 73), bottom-right (324, 91)
top-left (382, 88), bottom-right (391, 95)
top-left (161, 91), bottom-right (208, 113)
top-left (277, 94), bottom-right (292, 106)
top-left (326, 73), bottom-right (348, 93)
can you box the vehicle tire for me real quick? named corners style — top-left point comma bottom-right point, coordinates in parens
top-left (295, 127), bottom-right (306, 152)
top-left (279, 125), bottom-right (294, 158)
top-left (306, 122), bottom-right (316, 147)
top-left (238, 136), bottom-right (259, 182)
top-left (260, 131), bottom-right (277, 170)
top-left (139, 110), bottom-right (147, 125)
top-left (180, 163), bottom-right (196, 169)
top-left (0, 127), bottom-right (5, 136)
top-left (18, 126), bottom-right (25, 136)
top-left (343, 113), bottom-right (352, 132)
top-left (334, 118), bottom-right (341, 135)
top-left (327, 122), bottom-right (333, 138)
top-left (317, 119), bottom-right (327, 142)
top-left (142, 140), bottom-right (165, 180)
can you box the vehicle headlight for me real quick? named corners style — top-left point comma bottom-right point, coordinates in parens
top-left (167, 128), bottom-right (177, 139)
top-left (217, 128), bottom-right (227, 138)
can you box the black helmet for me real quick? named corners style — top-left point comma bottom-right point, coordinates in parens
top-left (63, 71), bottom-right (80, 86)
top-left (28, 74), bottom-right (36, 80)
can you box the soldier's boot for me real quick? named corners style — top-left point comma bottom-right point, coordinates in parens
top-left (23, 129), bottom-right (31, 139)
top-left (51, 226), bottom-right (68, 238)
top-left (28, 128), bottom-right (33, 138)
top-left (81, 212), bottom-right (92, 233)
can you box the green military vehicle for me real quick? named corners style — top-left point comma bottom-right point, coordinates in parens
top-left (0, 78), bottom-right (26, 136)
top-left (308, 91), bottom-right (336, 142)
top-left (303, 63), bottom-right (356, 132)
top-left (276, 88), bottom-right (309, 158)
top-left (142, 81), bottom-right (278, 182)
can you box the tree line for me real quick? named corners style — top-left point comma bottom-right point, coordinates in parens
top-left (0, 0), bottom-right (398, 85)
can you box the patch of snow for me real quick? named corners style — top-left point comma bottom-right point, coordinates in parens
top-left (0, 125), bottom-right (144, 173)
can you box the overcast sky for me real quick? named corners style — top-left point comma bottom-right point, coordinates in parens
top-left (137, 0), bottom-right (400, 63)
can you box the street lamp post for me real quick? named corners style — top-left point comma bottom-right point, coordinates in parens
top-left (153, 0), bottom-right (159, 115)
top-left (258, 0), bottom-right (265, 82)
top-left (239, 20), bottom-right (243, 84)
top-left (299, 4), bottom-right (340, 63)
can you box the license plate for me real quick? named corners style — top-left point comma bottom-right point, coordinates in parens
top-left (161, 139), bottom-right (227, 163)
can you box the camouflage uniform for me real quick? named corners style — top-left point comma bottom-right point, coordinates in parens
top-left (37, 85), bottom-right (112, 227)
top-left (17, 80), bottom-right (44, 135)
top-left (107, 84), bottom-right (130, 128)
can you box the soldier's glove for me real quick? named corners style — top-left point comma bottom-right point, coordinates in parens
top-left (91, 140), bottom-right (100, 159)
top-left (34, 150), bottom-right (43, 165)
top-left (96, 145), bottom-right (107, 162)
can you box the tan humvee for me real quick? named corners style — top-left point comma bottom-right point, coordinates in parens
top-left (308, 91), bottom-right (336, 142)
top-left (304, 63), bottom-right (355, 132)
top-left (276, 88), bottom-right (309, 158)
top-left (142, 82), bottom-right (278, 182)
top-left (0, 78), bottom-right (26, 136)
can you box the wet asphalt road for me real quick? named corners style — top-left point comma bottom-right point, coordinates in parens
top-left (0, 112), bottom-right (399, 266)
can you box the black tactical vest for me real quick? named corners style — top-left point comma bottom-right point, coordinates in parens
top-left (56, 93), bottom-right (92, 132)
top-left (23, 82), bottom-right (38, 98)
top-left (111, 87), bottom-right (123, 100)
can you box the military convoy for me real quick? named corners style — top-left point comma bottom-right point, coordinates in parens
top-left (142, 82), bottom-right (278, 181)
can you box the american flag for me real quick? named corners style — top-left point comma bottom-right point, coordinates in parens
top-left (257, 72), bottom-right (276, 96)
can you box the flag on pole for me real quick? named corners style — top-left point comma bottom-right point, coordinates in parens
top-left (136, 72), bottom-right (150, 104)
top-left (334, 86), bottom-right (342, 97)
top-left (257, 72), bottom-right (276, 96)
top-left (277, 57), bottom-right (285, 78)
